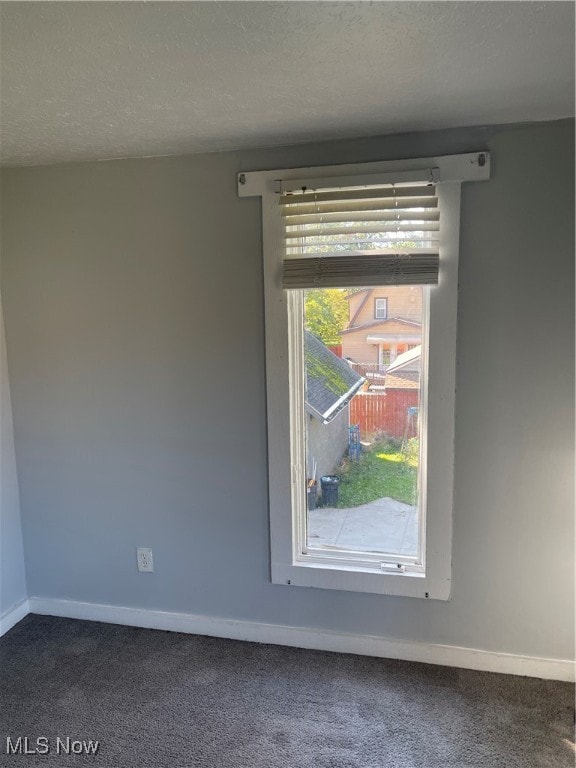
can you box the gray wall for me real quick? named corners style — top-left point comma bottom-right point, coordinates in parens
top-left (1, 120), bottom-right (574, 661)
top-left (0, 298), bottom-right (27, 617)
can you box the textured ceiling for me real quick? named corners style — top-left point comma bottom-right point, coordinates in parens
top-left (1, 1), bottom-right (574, 167)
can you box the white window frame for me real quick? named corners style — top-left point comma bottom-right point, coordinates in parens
top-left (374, 297), bottom-right (388, 320)
top-left (239, 152), bottom-right (490, 600)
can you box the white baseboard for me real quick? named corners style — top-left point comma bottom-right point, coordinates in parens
top-left (0, 598), bottom-right (30, 637)
top-left (28, 597), bottom-right (574, 682)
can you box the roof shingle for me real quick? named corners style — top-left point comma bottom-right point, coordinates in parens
top-left (305, 331), bottom-right (364, 422)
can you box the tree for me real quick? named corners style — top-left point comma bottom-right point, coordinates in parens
top-left (304, 289), bottom-right (349, 346)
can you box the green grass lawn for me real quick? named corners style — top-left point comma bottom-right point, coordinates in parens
top-left (336, 439), bottom-right (418, 507)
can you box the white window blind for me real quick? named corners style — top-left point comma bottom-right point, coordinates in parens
top-left (281, 183), bottom-right (440, 289)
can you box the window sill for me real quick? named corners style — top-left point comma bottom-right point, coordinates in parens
top-left (272, 560), bottom-right (451, 600)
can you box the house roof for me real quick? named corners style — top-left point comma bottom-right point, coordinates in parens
top-left (305, 331), bottom-right (364, 424)
top-left (386, 345), bottom-right (422, 374)
top-left (347, 288), bottom-right (373, 328)
top-left (385, 371), bottom-right (420, 390)
top-left (341, 317), bottom-right (422, 335)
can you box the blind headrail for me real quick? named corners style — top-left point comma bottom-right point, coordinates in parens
top-left (279, 167), bottom-right (439, 195)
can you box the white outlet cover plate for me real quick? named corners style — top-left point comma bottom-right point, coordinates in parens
top-left (136, 547), bottom-right (154, 573)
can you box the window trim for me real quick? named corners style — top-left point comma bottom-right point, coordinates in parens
top-left (374, 297), bottom-right (388, 320)
top-left (239, 153), bottom-right (490, 600)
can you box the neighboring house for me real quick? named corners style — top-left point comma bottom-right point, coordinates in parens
top-left (341, 287), bottom-right (422, 369)
top-left (305, 331), bottom-right (364, 482)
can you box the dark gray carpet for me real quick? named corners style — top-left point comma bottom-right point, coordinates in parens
top-left (0, 615), bottom-right (574, 768)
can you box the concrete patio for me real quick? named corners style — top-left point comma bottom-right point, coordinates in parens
top-left (308, 497), bottom-right (418, 556)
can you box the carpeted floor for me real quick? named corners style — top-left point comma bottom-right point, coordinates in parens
top-left (0, 615), bottom-right (574, 768)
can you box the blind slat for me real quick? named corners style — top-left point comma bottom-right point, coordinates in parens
top-left (287, 245), bottom-right (438, 256)
top-left (281, 198), bottom-right (437, 215)
top-left (286, 223), bottom-right (440, 239)
top-left (285, 210), bottom-right (440, 225)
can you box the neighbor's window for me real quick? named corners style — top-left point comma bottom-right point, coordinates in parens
top-left (380, 347), bottom-right (392, 366)
top-left (238, 152), bottom-right (490, 598)
top-left (374, 297), bottom-right (388, 319)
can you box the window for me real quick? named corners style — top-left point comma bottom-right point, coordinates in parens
top-left (380, 347), bottom-right (391, 366)
top-left (374, 298), bottom-right (388, 319)
top-left (238, 152), bottom-right (490, 599)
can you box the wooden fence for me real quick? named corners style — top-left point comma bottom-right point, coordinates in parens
top-left (349, 390), bottom-right (419, 439)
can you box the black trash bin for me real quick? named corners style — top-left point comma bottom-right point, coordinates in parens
top-left (321, 475), bottom-right (339, 507)
top-left (307, 483), bottom-right (317, 510)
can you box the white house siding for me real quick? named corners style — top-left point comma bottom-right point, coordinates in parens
top-left (307, 407), bottom-right (349, 488)
top-left (342, 319), bottom-right (421, 364)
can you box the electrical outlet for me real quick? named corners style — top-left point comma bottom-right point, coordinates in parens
top-left (136, 547), bottom-right (154, 573)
